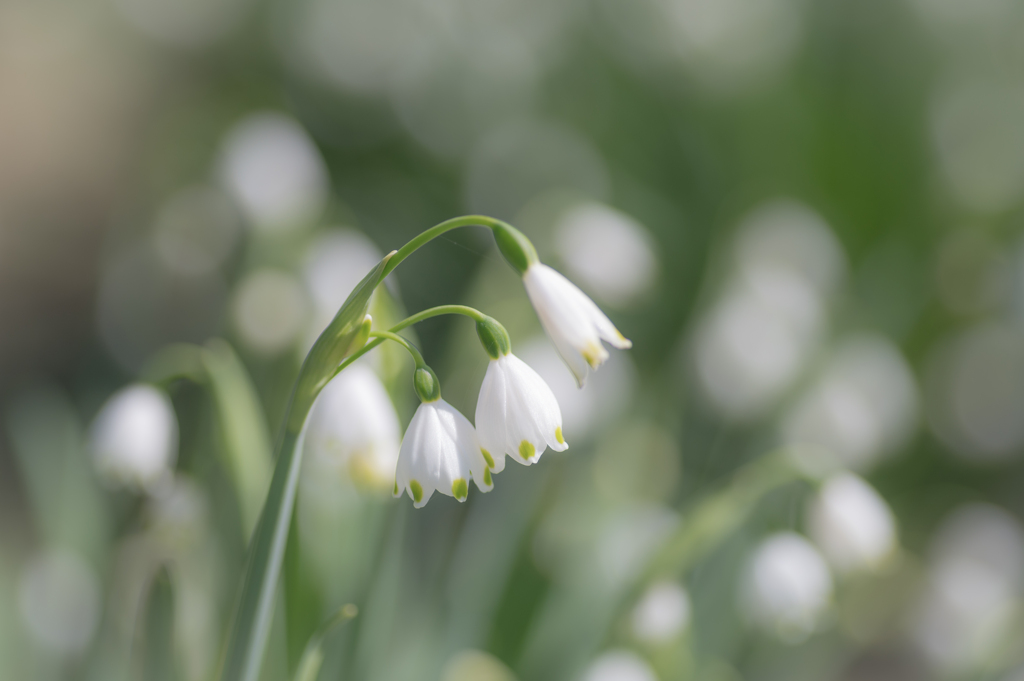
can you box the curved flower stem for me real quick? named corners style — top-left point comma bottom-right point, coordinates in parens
top-left (379, 215), bottom-right (509, 279)
top-left (332, 305), bottom-right (489, 379)
top-left (367, 331), bottom-right (426, 368)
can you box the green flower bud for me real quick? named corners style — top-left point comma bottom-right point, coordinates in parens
top-left (475, 316), bottom-right (512, 360)
top-left (414, 366), bottom-right (441, 403)
top-left (491, 222), bottom-right (539, 275)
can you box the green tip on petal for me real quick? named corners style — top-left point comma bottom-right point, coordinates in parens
top-left (393, 481), bottom-right (399, 496)
top-left (483, 468), bottom-right (492, 486)
top-left (555, 427), bottom-right (565, 445)
top-left (481, 448), bottom-right (495, 469)
top-left (409, 480), bottom-right (423, 504)
top-left (519, 440), bottom-right (536, 461)
top-left (452, 478), bottom-right (468, 500)
top-left (582, 343), bottom-right (603, 369)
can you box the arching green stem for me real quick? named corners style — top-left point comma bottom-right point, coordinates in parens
top-left (368, 331), bottom-right (426, 368)
top-left (332, 305), bottom-right (490, 379)
top-left (382, 216), bottom-right (502, 278)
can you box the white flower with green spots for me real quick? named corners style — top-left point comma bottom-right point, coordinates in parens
top-left (393, 398), bottom-right (491, 508)
top-left (476, 353), bottom-right (568, 472)
top-left (522, 263), bottom-right (632, 387)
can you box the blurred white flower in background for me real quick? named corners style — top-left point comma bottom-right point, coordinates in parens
top-left (694, 276), bottom-right (821, 420)
top-left (631, 580), bottom-right (692, 644)
top-left (231, 268), bottom-right (310, 356)
top-left (693, 200), bottom-right (844, 421)
top-left (302, 229), bottom-right (383, 340)
top-left (807, 473), bottom-right (897, 575)
top-left (913, 504), bottom-right (1024, 673)
top-left (931, 78), bottom-right (1024, 215)
top-left (554, 202), bottom-right (658, 308)
top-left (217, 112), bottom-right (329, 233)
top-left (517, 336), bottom-right (636, 439)
top-left (659, 0), bottom-right (803, 92)
top-left (597, 0), bottom-right (803, 95)
top-left (153, 185), bottom-right (241, 278)
top-left (391, 36), bottom-right (540, 159)
top-left (89, 384), bottom-right (178, 492)
top-left (440, 649), bottom-right (517, 681)
top-left (783, 335), bottom-right (918, 475)
top-left (17, 548), bottom-right (101, 656)
top-left (115, 0), bottom-right (250, 48)
top-left (304, 363), bottom-right (402, 492)
top-left (283, 0), bottom-right (438, 96)
top-left (732, 200), bottom-right (845, 297)
top-left (925, 323), bottom-right (1024, 461)
top-left (741, 532), bottom-right (833, 643)
top-left (582, 649), bottom-right (658, 681)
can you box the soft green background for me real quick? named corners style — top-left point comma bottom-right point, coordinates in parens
top-left (2, 0), bottom-right (1024, 679)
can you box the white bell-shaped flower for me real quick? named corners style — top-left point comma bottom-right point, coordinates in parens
top-left (807, 473), bottom-right (897, 574)
top-left (476, 352), bottom-right (567, 473)
top-left (522, 263), bottom-right (631, 386)
top-left (394, 374), bottom-right (491, 508)
top-left (89, 383), bottom-right (178, 492)
top-left (304, 362), bottom-right (401, 492)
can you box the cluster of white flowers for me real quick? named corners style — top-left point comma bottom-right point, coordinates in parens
top-left (394, 263), bottom-right (630, 507)
top-left (86, 222), bottom-right (631, 513)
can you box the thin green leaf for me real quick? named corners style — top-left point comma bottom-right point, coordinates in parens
top-left (292, 604), bottom-right (358, 681)
top-left (201, 338), bottom-right (273, 538)
top-left (219, 252), bottom-right (393, 681)
top-left (134, 568), bottom-right (177, 681)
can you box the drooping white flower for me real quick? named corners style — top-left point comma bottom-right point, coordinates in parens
top-left (631, 580), bottom-right (692, 644)
top-left (740, 532), bottom-right (833, 643)
top-left (89, 384), bottom-right (178, 492)
top-left (581, 650), bottom-right (658, 681)
top-left (394, 398), bottom-right (491, 508)
top-left (522, 263), bottom-right (632, 387)
top-left (305, 363), bottom-right (401, 491)
top-left (807, 473), bottom-right (897, 574)
top-left (17, 548), bottom-right (101, 656)
top-left (476, 352), bottom-right (567, 473)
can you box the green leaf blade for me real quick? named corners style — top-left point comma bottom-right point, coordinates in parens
top-left (219, 252), bottom-right (393, 681)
